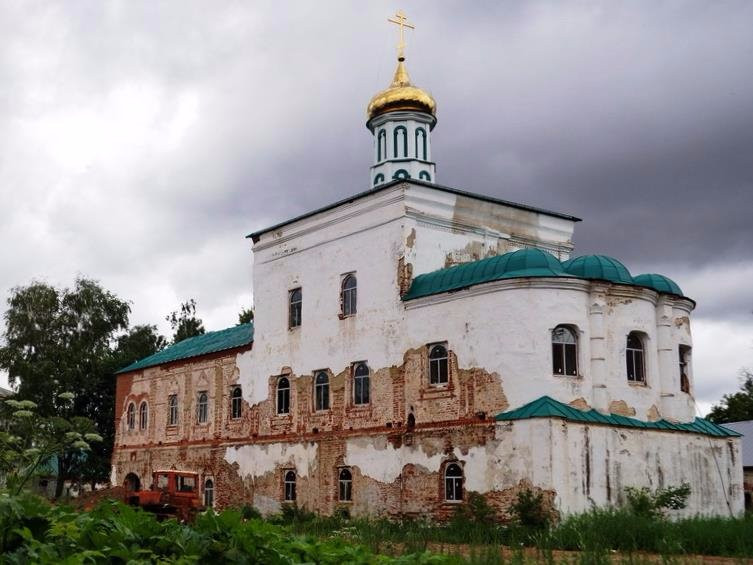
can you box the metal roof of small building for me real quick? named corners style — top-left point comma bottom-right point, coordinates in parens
top-left (720, 420), bottom-right (753, 466)
top-left (495, 395), bottom-right (740, 438)
top-left (247, 178), bottom-right (581, 242)
top-left (116, 323), bottom-right (254, 374)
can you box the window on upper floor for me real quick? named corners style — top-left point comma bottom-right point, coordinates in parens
top-left (139, 401), bottom-right (148, 430)
top-left (428, 343), bottom-right (449, 386)
top-left (338, 467), bottom-right (352, 502)
top-left (231, 386), bottom-right (242, 420)
top-left (626, 332), bottom-right (646, 384)
top-left (444, 463), bottom-right (463, 502)
top-left (552, 325), bottom-right (578, 376)
top-left (277, 376), bottom-right (291, 415)
top-left (126, 402), bottom-right (135, 431)
top-left (168, 394), bottom-right (178, 426)
top-left (315, 372), bottom-right (330, 411)
top-left (353, 362), bottom-right (370, 405)
top-left (284, 470), bottom-right (296, 501)
top-left (679, 345), bottom-right (691, 393)
top-left (341, 274), bottom-right (357, 317)
top-left (393, 125), bottom-right (408, 158)
top-left (197, 391), bottom-right (209, 423)
top-left (377, 129), bottom-right (387, 162)
top-left (289, 288), bottom-right (302, 329)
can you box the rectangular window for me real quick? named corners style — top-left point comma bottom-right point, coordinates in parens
top-left (197, 392), bottom-right (208, 423)
top-left (231, 386), bottom-right (242, 419)
top-left (284, 470), bottom-right (296, 501)
top-left (428, 343), bottom-right (449, 385)
top-left (277, 377), bottom-right (291, 415)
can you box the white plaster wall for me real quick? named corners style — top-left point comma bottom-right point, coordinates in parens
top-left (225, 442), bottom-right (319, 479)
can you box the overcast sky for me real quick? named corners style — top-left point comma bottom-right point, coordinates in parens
top-left (1, 1), bottom-right (751, 414)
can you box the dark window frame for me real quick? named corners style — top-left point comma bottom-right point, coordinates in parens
top-left (679, 345), bottom-right (691, 393)
top-left (289, 288), bottom-right (302, 329)
top-left (444, 462), bottom-right (463, 502)
top-left (552, 325), bottom-right (578, 377)
top-left (167, 394), bottom-right (178, 426)
top-left (230, 386), bottom-right (242, 420)
top-left (314, 372), bottom-right (330, 411)
top-left (197, 391), bottom-right (209, 423)
top-left (284, 470), bottom-right (296, 502)
top-left (353, 362), bottom-right (370, 405)
top-left (204, 478), bottom-right (214, 507)
top-left (338, 467), bottom-right (353, 502)
top-left (626, 332), bottom-right (646, 384)
top-left (341, 274), bottom-right (357, 317)
top-left (126, 402), bottom-right (135, 431)
top-left (277, 376), bottom-right (291, 415)
top-left (139, 401), bottom-right (148, 430)
top-left (428, 343), bottom-right (449, 386)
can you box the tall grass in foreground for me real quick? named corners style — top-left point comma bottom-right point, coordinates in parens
top-left (277, 507), bottom-right (753, 559)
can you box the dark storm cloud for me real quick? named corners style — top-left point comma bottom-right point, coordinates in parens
top-left (1, 1), bottom-right (751, 407)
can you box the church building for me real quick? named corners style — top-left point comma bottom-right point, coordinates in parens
top-left (111, 13), bottom-right (743, 519)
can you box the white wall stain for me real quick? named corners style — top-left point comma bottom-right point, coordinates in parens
top-left (225, 441), bottom-right (318, 478)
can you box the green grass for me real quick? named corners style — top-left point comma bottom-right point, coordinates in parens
top-left (273, 506), bottom-right (753, 560)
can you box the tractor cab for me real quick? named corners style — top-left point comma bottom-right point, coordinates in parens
top-left (126, 470), bottom-right (202, 521)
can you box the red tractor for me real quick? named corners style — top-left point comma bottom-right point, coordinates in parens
top-left (125, 470), bottom-right (202, 522)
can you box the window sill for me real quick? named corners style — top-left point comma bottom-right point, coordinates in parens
top-left (337, 500), bottom-right (353, 504)
top-left (442, 499), bottom-right (463, 505)
top-left (627, 381), bottom-right (648, 388)
top-left (553, 373), bottom-right (582, 379)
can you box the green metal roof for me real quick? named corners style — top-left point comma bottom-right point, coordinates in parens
top-left (633, 273), bottom-right (683, 296)
top-left (495, 396), bottom-right (740, 438)
top-left (562, 255), bottom-right (633, 285)
top-left (402, 248), bottom-right (568, 301)
top-left (116, 323), bottom-right (254, 374)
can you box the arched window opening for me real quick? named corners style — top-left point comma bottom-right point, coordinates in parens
top-left (377, 129), bottom-right (387, 162)
top-left (204, 478), bottom-right (214, 508)
top-left (231, 386), bottom-right (242, 419)
top-left (289, 288), bottom-right (302, 329)
top-left (679, 345), bottom-right (691, 393)
top-left (124, 473), bottom-right (140, 495)
top-left (315, 372), bottom-right (330, 411)
top-left (445, 463), bottom-right (463, 501)
top-left (139, 401), bottom-right (148, 430)
top-left (353, 363), bottom-right (370, 405)
top-left (626, 332), bottom-right (646, 383)
top-left (126, 402), bottom-right (135, 431)
top-left (168, 394), bottom-right (178, 426)
top-left (339, 468), bottom-right (352, 501)
top-left (341, 274), bottom-right (357, 317)
top-left (415, 127), bottom-right (427, 160)
top-left (418, 170), bottom-right (431, 181)
top-left (277, 377), bottom-right (290, 415)
top-left (197, 391), bottom-right (209, 423)
top-left (284, 470), bottom-right (296, 501)
top-left (393, 126), bottom-right (408, 158)
top-left (373, 173), bottom-right (385, 186)
top-left (407, 413), bottom-right (416, 429)
top-left (429, 344), bottom-right (449, 385)
top-left (552, 325), bottom-right (578, 376)
top-left (392, 169), bottom-right (410, 180)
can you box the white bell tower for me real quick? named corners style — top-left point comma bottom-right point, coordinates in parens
top-left (366, 11), bottom-right (437, 187)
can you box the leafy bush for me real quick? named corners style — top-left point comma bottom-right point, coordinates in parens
top-left (450, 492), bottom-right (496, 528)
top-left (509, 488), bottom-right (551, 529)
top-left (624, 483), bottom-right (691, 518)
top-left (0, 492), bottom-right (455, 564)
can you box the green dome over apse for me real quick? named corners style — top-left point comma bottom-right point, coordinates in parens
top-left (633, 273), bottom-right (683, 296)
top-left (402, 248), bottom-right (565, 301)
top-left (562, 255), bottom-right (633, 285)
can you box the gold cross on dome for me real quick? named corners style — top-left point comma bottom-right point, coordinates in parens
top-left (388, 10), bottom-right (415, 60)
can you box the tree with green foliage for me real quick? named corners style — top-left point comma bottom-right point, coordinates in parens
top-left (0, 278), bottom-right (130, 497)
top-left (237, 307), bottom-right (254, 325)
top-left (166, 299), bottom-right (205, 344)
top-left (708, 370), bottom-right (753, 424)
top-left (0, 393), bottom-right (102, 495)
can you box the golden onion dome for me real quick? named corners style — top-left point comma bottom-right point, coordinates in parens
top-left (367, 57), bottom-right (436, 121)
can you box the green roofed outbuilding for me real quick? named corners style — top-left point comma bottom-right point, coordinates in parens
top-left (116, 323), bottom-right (254, 374)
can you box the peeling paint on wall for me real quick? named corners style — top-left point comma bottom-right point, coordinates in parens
top-left (225, 441), bottom-right (319, 479)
